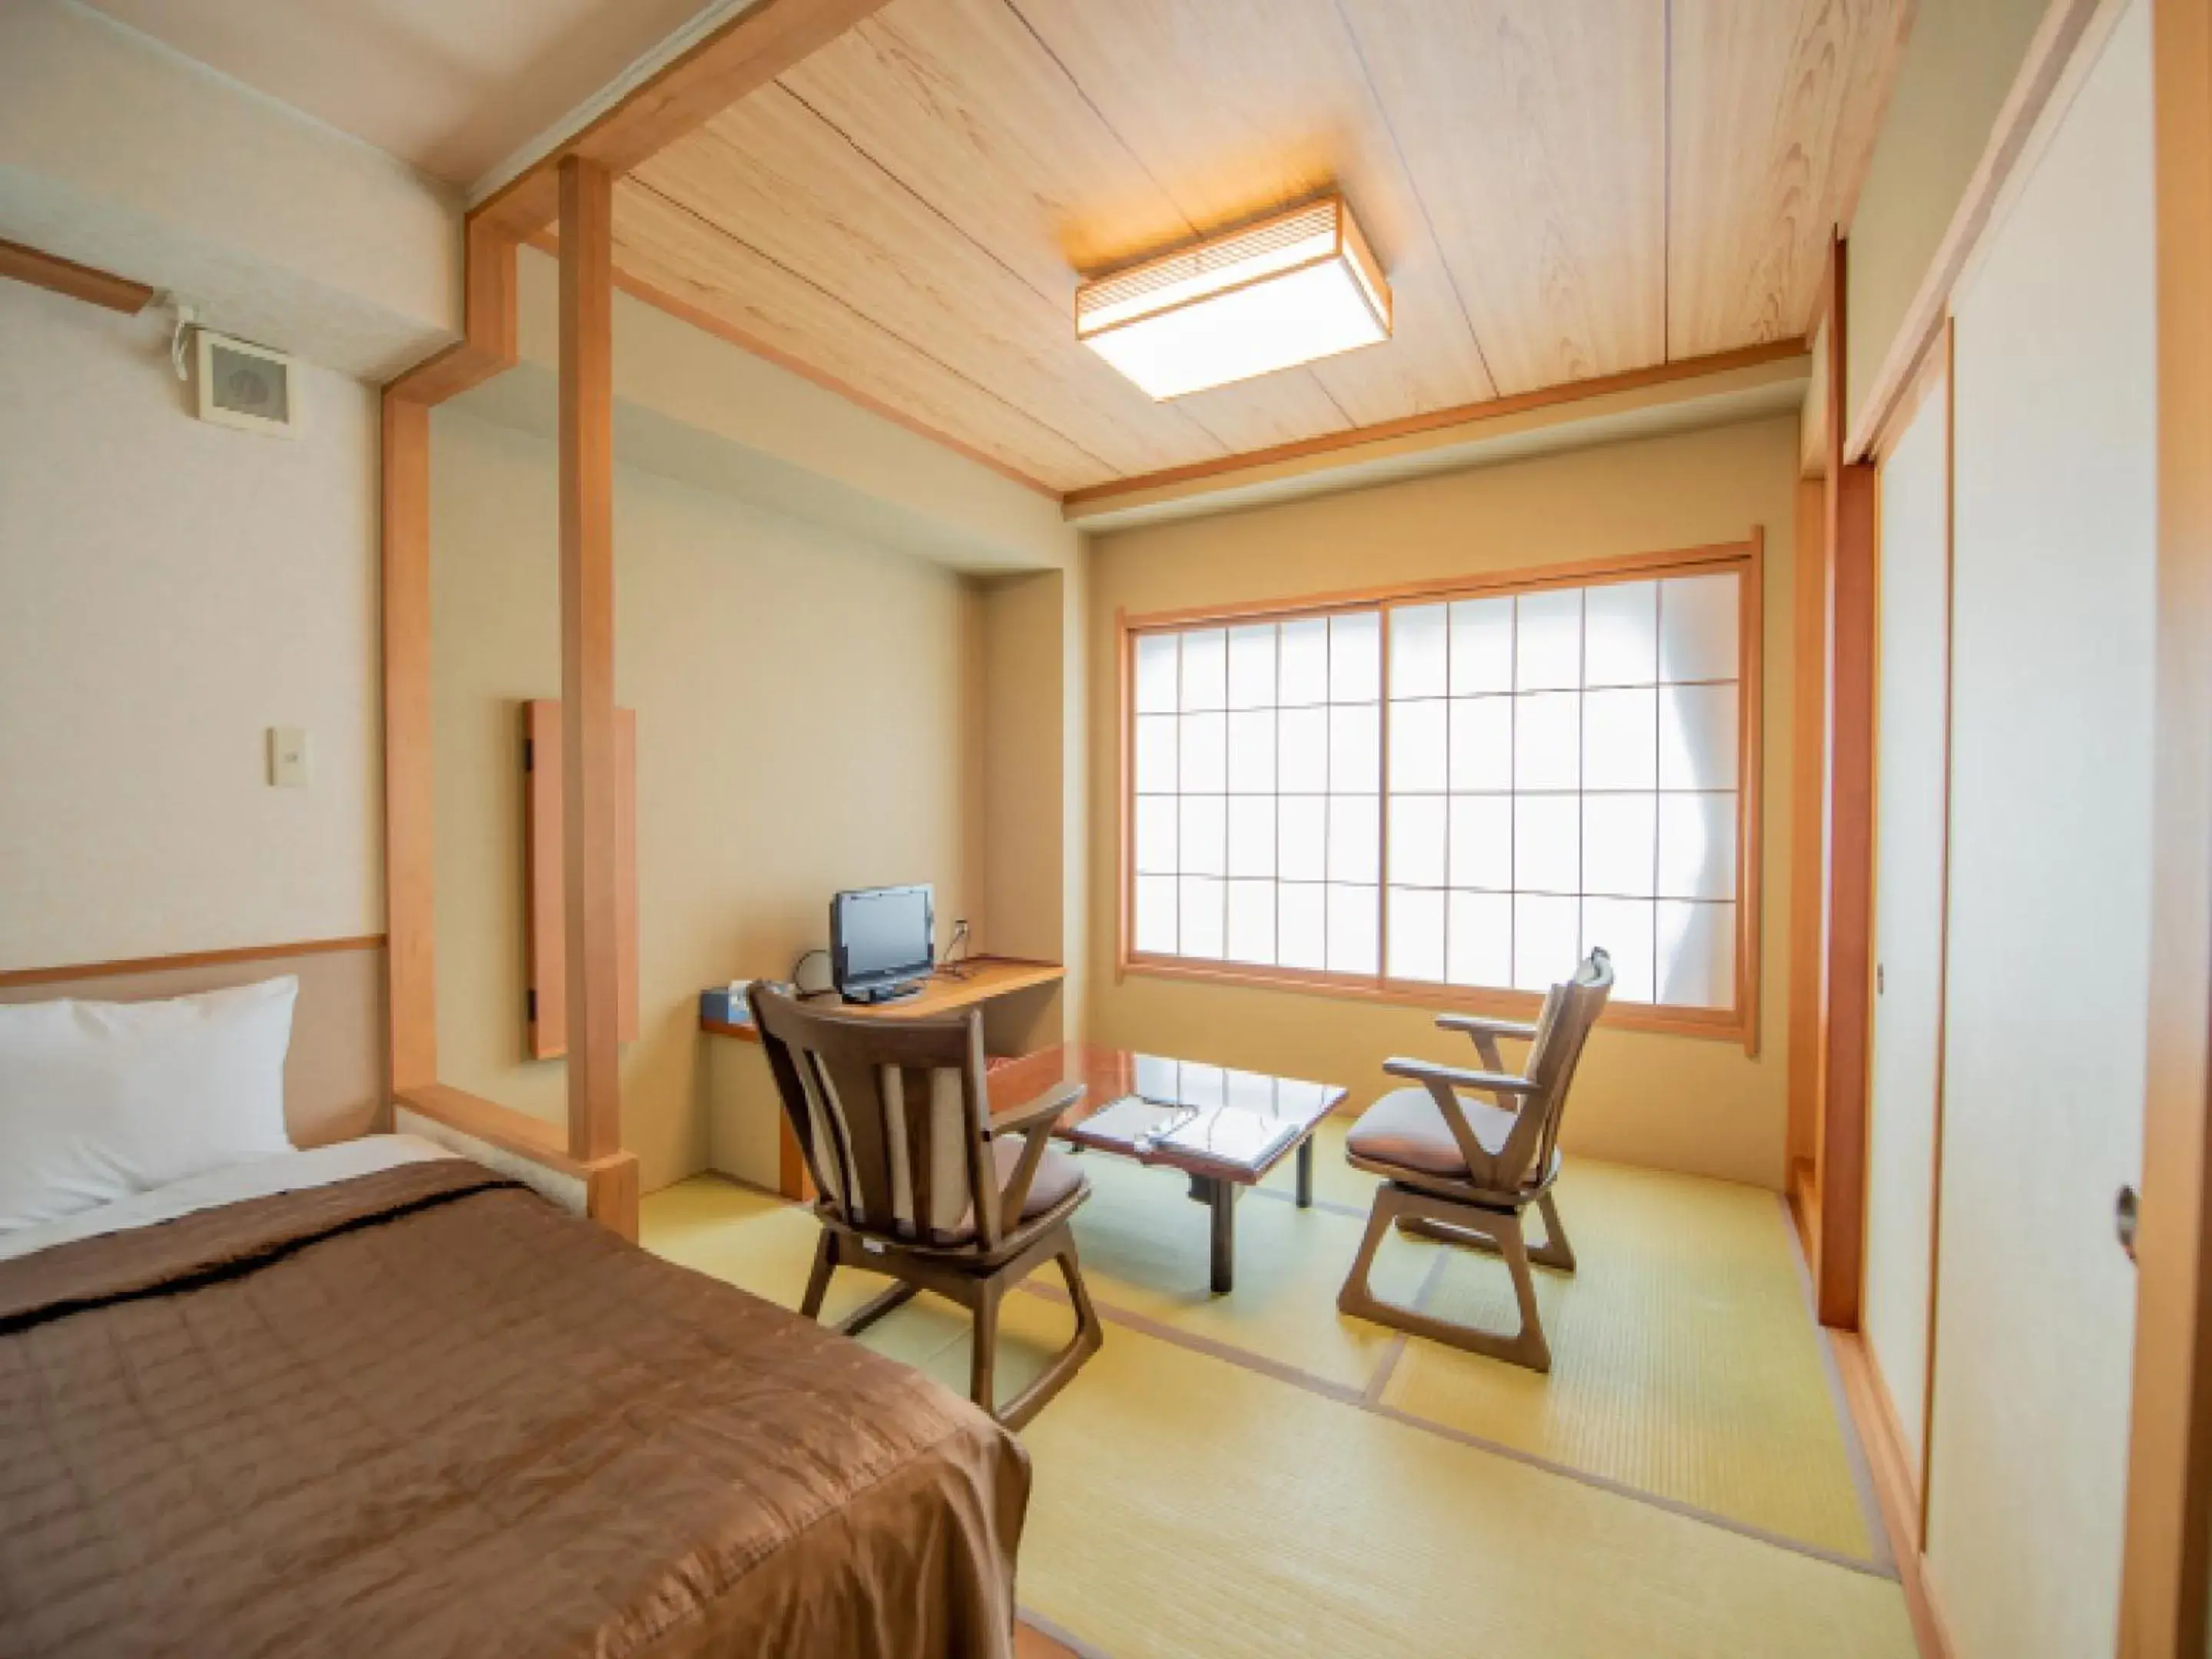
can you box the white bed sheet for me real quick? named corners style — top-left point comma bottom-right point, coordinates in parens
top-left (0, 1134), bottom-right (459, 1263)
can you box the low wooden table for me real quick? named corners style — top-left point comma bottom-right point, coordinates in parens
top-left (986, 1043), bottom-right (1348, 1294)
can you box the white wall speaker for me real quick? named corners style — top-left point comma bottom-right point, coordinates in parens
top-left (194, 329), bottom-right (297, 437)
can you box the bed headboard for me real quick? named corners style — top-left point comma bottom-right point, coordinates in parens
top-left (0, 939), bottom-right (388, 1147)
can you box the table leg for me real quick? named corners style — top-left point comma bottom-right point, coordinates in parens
top-left (1296, 1137), bottom-right (1314, 1209)
top-left (1208, 1179), bottom-right (1236, 1293)
top-left (1182, 1174), bottom-right (1241, 1293)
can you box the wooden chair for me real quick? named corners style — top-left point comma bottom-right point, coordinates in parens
top-left (748, 983), bottom-right (1103, 1429)
top-left (1336, 949), bottom-right (1613, 1373)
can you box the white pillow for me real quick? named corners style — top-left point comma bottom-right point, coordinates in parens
top-left (0, 975), bottom-right (298, 1232)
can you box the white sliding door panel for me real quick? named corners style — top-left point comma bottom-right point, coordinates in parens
top-left (1865, 367), bottom-right (1948, 1482)
top-left (1931, 5), bottom-right (2154, 1657)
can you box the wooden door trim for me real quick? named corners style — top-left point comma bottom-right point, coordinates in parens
top-left (2119, 0), bottom-right (2212, 1648)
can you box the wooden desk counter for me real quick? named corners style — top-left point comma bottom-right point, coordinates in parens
top-left (700, 957), bottom-right (1068, 1198)
top-left (699, 956), bottom-right (1065, 1041)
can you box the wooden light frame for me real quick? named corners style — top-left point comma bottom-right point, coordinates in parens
top-left (376, 0), bottom-right (892, 1239)
top-left (1114, 537), bottom-right (1766, 1050)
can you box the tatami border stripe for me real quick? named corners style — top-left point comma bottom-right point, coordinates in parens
top-left (1015, 1276), bottom-right (1896, 1582)
top-left (1018, 1606), bottom-right (1113, 1659)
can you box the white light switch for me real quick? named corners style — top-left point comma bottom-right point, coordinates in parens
top-left (268, 727), bottom-right (310, 787)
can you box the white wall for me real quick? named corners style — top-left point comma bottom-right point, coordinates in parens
top-left (1864, 366), bottom-right (1949, 1476)
top-left (0, 277), bottom-right (382, 971)
top-left (1926, 5), bottom-right (2155, 1654)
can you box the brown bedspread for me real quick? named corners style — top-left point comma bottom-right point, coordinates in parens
top-left (0, 1160), bottom-right (1029, 1659)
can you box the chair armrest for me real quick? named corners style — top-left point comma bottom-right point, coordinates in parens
top-left (1382, 1058), bottom-right (1539, 1096)
top-left (1435, 1014), bottom-right (1538, 1041)
top-left (990, 1083), bottom-right (1081, 1233)
top-left (988, 1081), bottom-right (1084, 1137)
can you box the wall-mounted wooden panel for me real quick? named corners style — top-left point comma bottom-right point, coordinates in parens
top-left (524, 699), bottom-right (638, 1059)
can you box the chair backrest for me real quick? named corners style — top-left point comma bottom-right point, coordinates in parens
top-left (1495, 948), bottom-right (1613, 1189)
top-left (748, 983), bottom-right (1006, 1253)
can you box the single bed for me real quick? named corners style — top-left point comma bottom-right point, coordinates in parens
top-left (0, 975), bottom-right (1031, 1659)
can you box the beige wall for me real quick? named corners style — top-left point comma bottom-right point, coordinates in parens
top-left (1084, 416), bottom-right (1802, 1190)
top-left (972, 561), bottom-right (1091, 1051)
top-left (1845, 0), bottom-right (2045, 439)
top-left (0, 278), bottom-right (382, 972)
top-left (429, 407), bottom-right (977, 1192)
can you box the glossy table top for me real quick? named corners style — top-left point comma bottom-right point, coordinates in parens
top-left (986, 1042), bottom-right (1348, 1185)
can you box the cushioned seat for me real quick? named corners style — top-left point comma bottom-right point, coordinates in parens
top-left (941, 1138), bottom-right (1088, 1243)
top-left (1345, 1085), bottom-right (1518, 1179)
top-left (1338, 949), bottom-right (1614, 1375)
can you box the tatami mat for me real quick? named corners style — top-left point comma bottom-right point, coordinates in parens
top-left (641, 1154), bottom-right (1907, 1658)
top-left (1379, 1161), bottom-right (1875, 1561)
top-left (1002, 1300), bottom-right (1913, 1659)
top-left (1055, 1151), bottom-right (1423, 1392)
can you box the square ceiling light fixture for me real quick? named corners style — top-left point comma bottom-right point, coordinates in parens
top-left (1075, 197), bottom-right (1392, 399)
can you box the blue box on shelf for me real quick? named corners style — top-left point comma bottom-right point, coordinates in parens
top-left (700, 982), bottom-right (754, 1026)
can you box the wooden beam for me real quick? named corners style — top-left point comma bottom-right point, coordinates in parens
top-left (0, 237), bottom-right (152, 314)
top-left (2120, 0), bottom-right (2212, 1647)
top-left (471, 0), bottom-right (892, 244)
top-left (1061, 339), bottom-right (1811, 511)
top-left (380, 389), bottom-right (438, 1092)
top-left (558, 155), bottom-right (622, 1165)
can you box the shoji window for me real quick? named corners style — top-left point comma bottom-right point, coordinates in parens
top-left (1121, 543), bottom-right (1759, 1040)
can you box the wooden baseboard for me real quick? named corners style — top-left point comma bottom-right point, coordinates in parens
top-left (1833, 1331), bottom-right (1955, 1659)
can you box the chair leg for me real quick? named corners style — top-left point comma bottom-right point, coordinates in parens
top-left (1530, 1190), bottom-right (1576, 1273)
top-left (1396, 1191), bottom-right (1577, 1276)
top-left (838, 1280), bottom-right (920, 1338)
top-left (969, 1283), bottom-right (1001, 1416)
top-left (800, 1229), bottom-right (836, 1320)
top-left (992, 1231), bottom-right (1106, 1432)
top-left (1341, 1186), bottom-right (1553, 1374)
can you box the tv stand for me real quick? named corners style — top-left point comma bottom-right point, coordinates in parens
top-left (842, 980), bottom-right (922, 1006)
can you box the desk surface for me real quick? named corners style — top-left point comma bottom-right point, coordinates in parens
top-left (699, 955), bottom-right (1065, 1042)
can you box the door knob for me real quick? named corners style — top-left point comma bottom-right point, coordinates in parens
top-left (2115, 1185), bottom-right (2140, 1263)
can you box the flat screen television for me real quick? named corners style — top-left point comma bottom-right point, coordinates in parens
top-left (830, 883), bottom-right (934, 1004)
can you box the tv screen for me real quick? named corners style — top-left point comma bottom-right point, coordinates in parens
top-left (832, 884), bottom-right (934, 998)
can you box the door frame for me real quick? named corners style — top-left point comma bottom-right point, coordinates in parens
top-left (2119, 0), bottom-right (2212, 1651)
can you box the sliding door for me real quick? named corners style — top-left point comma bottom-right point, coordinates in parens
top-left (1929, 3), bottom-right (2156, 1654)
top-left (1863, 351), bottom-right (1949, 1490)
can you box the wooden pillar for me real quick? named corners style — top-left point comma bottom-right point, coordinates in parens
top-left (380, 389), bottom-right (436, 1094)
top-left (558, 154), bottom-right (621, 1164)
top-left (1817, 456), bottom-right (1877, 1329)
top-left (1787, 475), bottom-right (1828, 1194)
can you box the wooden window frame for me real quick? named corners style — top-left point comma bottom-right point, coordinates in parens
top-left (1114, 535), bottom-right (1765, 1051)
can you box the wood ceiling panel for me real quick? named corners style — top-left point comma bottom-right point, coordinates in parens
top-left (1667, 0), bottom-right (1907, 358)
top-left (1005, 0), bottom-right (1498, 426)
top-left (636, 88), bottom-right (1230, 481)
top-left (773, 0), bottom-right (1347, 454)
top-left (1335, 0), bottom-right (1666, 394)
top-left (609, 180), bottom-right (1105, 489)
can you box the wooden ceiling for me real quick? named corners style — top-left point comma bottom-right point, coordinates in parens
top-left (598, 0), bottom-right (1906, 496)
